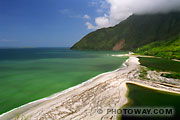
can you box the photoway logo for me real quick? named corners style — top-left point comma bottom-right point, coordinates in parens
top-left (96, 107), bottom-right (174, 116)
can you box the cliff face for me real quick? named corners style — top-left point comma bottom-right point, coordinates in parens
top-left (112, 40), bottom-right (125, 51)
top-left (71, 12), bottom-right (180, 51)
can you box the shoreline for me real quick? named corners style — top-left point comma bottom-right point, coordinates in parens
top-left (134, 54), bottom-right (180, 62)
top-left (126, 81), bottom-right (180, 95)
top-left (0, 55), bottom-right (180, 120)
top-left (0, 55), bottom-right (129, 120)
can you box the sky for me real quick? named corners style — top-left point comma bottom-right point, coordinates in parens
top-left (0, 0), bottom-right (180, 48)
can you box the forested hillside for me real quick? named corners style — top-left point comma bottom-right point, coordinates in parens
top-left (136, 34), bottom-right (180, 59)
top-left (71, 12), bottom-right (180, 52)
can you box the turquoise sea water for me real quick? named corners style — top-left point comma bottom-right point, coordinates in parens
top-left (0, 48), bottom-right (128, 114)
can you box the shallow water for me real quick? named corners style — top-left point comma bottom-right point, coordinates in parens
top-left (122, 83), bottom-right (180, 120)
top-left (0, 48), bottom-right (128, 114)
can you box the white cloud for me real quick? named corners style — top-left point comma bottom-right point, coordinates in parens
top-left (87, 0), bottom-right (180, 29)
top-left (95, 14), bottom-right (110, 28)
top-left (83, 14), bottom-right (91, 20)
top-left (89, 0), bottom-right (109, 14)
top-left (85, 22), bottom-right (96, 29)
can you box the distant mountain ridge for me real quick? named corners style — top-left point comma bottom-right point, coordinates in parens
top-left (71, 12), bottom-right (180, 52)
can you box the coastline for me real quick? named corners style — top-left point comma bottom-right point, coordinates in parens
top-left (0, 55), bottom-right (129, 120)
top-left (126, 81), bottom-right (180, 95)
top-left (0, 55), bottom-right (180, 120)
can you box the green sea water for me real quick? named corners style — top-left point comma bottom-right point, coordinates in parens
top-left (0, 48), bottom-right (128, 114)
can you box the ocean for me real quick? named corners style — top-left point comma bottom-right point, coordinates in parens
top-left (0, 48), bottom-right (128, 114)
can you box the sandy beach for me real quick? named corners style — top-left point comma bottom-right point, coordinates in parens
top-left (0, 55), bottom-right (180, 120)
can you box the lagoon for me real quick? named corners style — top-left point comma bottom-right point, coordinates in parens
top-left (122, 83), bottom-right (180, 120)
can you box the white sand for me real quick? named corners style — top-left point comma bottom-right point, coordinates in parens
top-left (0, 55), bottom-right (179, 120)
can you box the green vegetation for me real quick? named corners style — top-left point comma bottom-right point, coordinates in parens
top-left (139, 69), bottom-right (148, 79)
top-left (138, 57), bottom-right (180, 72)
top-left (139, 57), bottom-right (180, 79)
top-left (161, 73), bottom-right (180, 79)
top-left (14, 115), bottom-right (31, 120)
top-left (136, 35), bottom-right (180, 59)
top-left (71, 12), bottom-right (180, 51)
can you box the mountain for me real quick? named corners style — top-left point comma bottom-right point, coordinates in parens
top-left (71, 12), bottom-right (180, 52)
